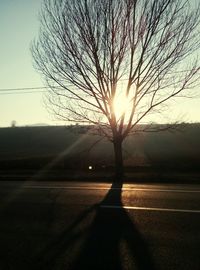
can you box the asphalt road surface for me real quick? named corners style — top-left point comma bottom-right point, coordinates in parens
top-left (0, 180), bottom-right (200, 270)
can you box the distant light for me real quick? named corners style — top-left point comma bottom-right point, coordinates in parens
top-left (89, 165), bottom-right (93, 170)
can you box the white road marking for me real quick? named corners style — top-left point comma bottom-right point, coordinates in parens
top-left (100, 205), bottom-right (200, 214)
top-left (1, 183), bottom-right (200, 213)
top-left (22, 185), bottom-right (200, 193)
top-left (124, 188), bottom-right (200, 193)
top-left (23, 185), bottom-right (110, 190)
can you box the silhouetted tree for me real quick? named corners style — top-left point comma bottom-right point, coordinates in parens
top-left (11, 120), bottom-right (16, 128)
top-left (32, 0), bottom-right (200, 179)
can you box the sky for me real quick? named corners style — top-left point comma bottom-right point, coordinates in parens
top-left (0, 0), bottom-right (54, 127)
top-left (0, 0), bottom-right (200, 127)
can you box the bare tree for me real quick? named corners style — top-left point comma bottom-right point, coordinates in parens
top-left (32, 0), bottom-right (200, 179)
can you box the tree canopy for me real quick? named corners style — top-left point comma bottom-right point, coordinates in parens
top-left (32, 0), bottom-right (200, 177)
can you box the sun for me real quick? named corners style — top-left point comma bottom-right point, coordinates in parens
top-left (113, 93), bottom-right (132, 121)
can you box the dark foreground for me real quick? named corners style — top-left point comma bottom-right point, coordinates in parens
top-left (0, 181), bottom-right (200, 270)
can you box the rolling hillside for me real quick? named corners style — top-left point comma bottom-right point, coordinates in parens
top-left (0, 124), bottom-right (200, 171)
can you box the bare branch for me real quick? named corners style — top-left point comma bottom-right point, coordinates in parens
top-left (32, 0), bottom-right (200, 144)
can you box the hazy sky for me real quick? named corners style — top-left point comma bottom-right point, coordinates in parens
top-left (0, 0), bottom-right (53, 127)
top-left (0, 0), bottom-right (200, 127)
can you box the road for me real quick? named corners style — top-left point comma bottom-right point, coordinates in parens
top-left (0, 180), bottom-right (200, 270)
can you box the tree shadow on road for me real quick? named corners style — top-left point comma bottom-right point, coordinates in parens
top-left (37, 179), bottom-right (157, 270)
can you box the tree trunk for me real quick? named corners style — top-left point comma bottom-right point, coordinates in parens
top-left (113, 137), bottom-right (124, 182)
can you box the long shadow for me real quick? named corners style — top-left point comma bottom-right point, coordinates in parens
top-left (35, 179), bottom-right (157, 270)
top-left (71, 180), bottom-right (156, 270)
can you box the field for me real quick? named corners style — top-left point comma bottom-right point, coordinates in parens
top-left (0, 124), bottom-right (200, 182)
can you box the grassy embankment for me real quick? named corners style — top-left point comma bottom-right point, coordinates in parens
top-left (0, 124), bottom-right (200, 182)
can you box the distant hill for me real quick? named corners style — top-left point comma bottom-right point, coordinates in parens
top-left (0, 124), bottom-right (200, 171)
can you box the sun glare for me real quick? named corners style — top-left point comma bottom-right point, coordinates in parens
top-left (113, 93), bottom-right (132, 121)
